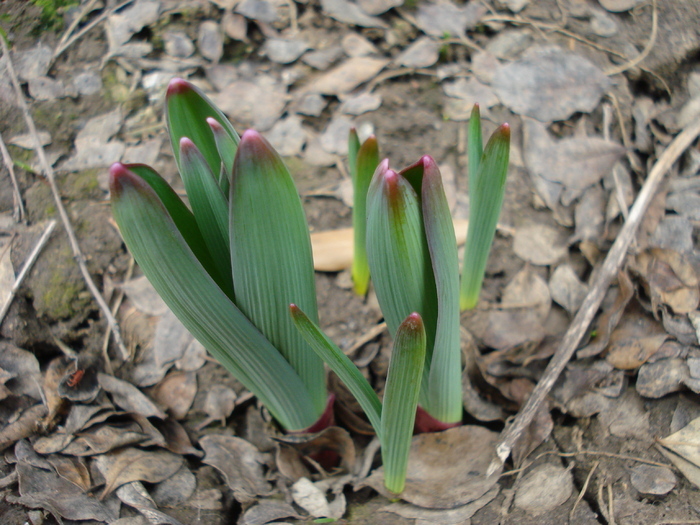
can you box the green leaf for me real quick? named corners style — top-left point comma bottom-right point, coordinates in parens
top-left (166, 78), bottom-right (239, 177)
top-left (366, 162), bottom-right (438, 407)
top-left (207, 117), bottom-right (236, 197)
top-left (348, 128), bottom-right (360, 185)
top-left (110, 163), bottom-right (318, 431)
top-left (420, 157), bottom-right (462, 424)
top-left (289, 304), bottom-right (382, 435)
top-left (121, 163), bottom-right (231, 296)
top-left (230, 130), bottom-right (326, 416)
top-left (179, 138), bottom-right (233, 293)
top-left (352, 135), bottom-right (379, 296)
top-left (381, 313), bottom-right (426, 494)
top-left (467, 104), bottom-right (483, 204)
top-left (461, 123), bottom-right (510, 310)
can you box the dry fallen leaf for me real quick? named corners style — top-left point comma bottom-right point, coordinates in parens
top-left (524, 119), bottom-right (625, 207)
top-left (200, 434), bottom-right (272, 503)
top-left (414, 1), bottom-right (486, 37)
top-left (16, 443), bottom-right (118, 523)
top-left (514, 463), bottom-right (573, 515)
top-left (99, 373), bottom-right (166, 419)
top-left (381, 485), bottom-right (499, 525)
top-left (120, 275), bottom-right (168, 316)
top-left (239, 499), bottom-right (302, 525)
top-left (549, 264), bottom-right (589, 315)
top-left (95, 447), bottom-right (184, 498)
top-left (513, 224), bottom-right (568, 266)
top-left (320, 0), bottom-right (387, 28)
top-left (658, 416), bottom-right (700, 489)
top-left (152, 371), bottom-right (197, 420)
top-left (366, 425), bottom-right (502, 508)
top-left (492, 46), bottom-right (610, 122)
top-left (305, 57), bottom-right (389, 95)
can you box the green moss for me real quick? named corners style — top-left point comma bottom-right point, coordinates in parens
top-left (41, 266), bottom-right (85, 319)
top-left (61, 169), bottom-right (101, 200)
top-left (29, 0), bottom-right (79, 32)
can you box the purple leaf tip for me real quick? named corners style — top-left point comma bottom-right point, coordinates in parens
top-left (109, 162), bottom-right (130, 196)
top-left (166, 77), bottom-right (192, 97)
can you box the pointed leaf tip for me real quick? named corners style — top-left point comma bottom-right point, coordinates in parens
top-left (166, 77), bottom-right (192, 97)
top-left (498, 123), bottom-right (511, 138)
top-left (207, 117), bottom-right (223, 131)
top-left (402, 312), bottom-right (424, 331)
top-left (109, 162), bottom-right (129, 195)
top-left (179, 136), bottom-right (196, 151)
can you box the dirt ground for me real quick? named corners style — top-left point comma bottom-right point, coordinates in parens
top-left (1, 0), bottom-right (700, 524)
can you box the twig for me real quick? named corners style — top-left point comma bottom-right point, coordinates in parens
top-left (101, 256), bottom-right (135, 375)
top-left (570, 461), bottom-right (599, 522)
top-left (0, 221), bottom-right (56, 325)
top-left (0, 131), bottom-right (26, 222)
top-left (50, 0), bottom-right (136, 67)
top-left (607, 483), bottom-right (617, 525)
top-left (605, 0), bottom-right (657, 76)
top-left (1, 38), bottom-right (130, 361)
top-left (490, 117), bottom-right (700, 473)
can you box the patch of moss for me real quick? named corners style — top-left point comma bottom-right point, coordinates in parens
top-left (29, 0), bottom-right (79, 33)
top-left (60, 169), bottom-right (101, 200)
top-left (41, 262), bottom-right (87, 319)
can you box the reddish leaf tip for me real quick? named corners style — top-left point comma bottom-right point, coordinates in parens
top-left (166, 77), bottom-right (192, 97)
top-left (403, 312), bottom-right (424, 330)
top-left (240, 129), bottom-right (262, 143)
top-left (499, 123), bottom-right (511, 138)
top-left (179, 136), bottom-right (196, 153)
top-left (206, 117), bottom-right (223, 131)
top-left (108, 162), bottom-right (134, 196)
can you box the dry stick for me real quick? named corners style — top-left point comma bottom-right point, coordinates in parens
top-left (0, 221), bottom-right (56, 324)
top-left (570, 460), bottom-right (599, 522)
top-left (0, 131), bottom-right (26, 222)
top-left (50, 0), bottom-right (136, 67)
top-left (0, 38), bottom-right (130, 361)
top-left (491, 117), bottom-right (700, 474)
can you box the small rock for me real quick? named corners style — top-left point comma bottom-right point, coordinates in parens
top-left (72, 71), bottom-right (102, 96)
top-left (339, 93), bottom-right (382, 115)
top-left (163, 30), bottom-right (195, 58)
top-left (320, 116), bottom-right (354, 155)
top-left (295, 93), bottom-right (327, 117)
top-left (12, 43), bottom-right (52, 81)
top-left (599, 0), bottom-right (640, 12)
top-left (222, 11), bottom-right (248, 41)
top-left (28, 76), bottom-right (66, 100)
top-left (629, 465), bottom-right (676, 495)
top-left (589, 8), bottom-right (618, 37)
top-left (266, 116), bottom-right (306, 157)
top-left (262, 38), bottom-right (310, 64)
top-left (198, 21), bottom-right (223, 62)
top-left (504, 0), bottom-right (530, 12)
top-left (236, 0), bottom-right (279, 23)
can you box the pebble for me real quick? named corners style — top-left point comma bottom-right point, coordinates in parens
top-left (163, 30), bottom-right (195, 58)
top-left (198, 21), bottom-right (223, 62)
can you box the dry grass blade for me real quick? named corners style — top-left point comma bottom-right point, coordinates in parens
top-left (0, 220), bottom-right (56, 325)
top-left (0, 131), bottom-right (26, 221)
top-left (492, 116), bottom-right (700, 473)
top-left (0, 38), bottom-right (129, 361)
